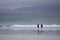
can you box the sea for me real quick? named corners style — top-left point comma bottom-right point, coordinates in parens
top-left (0, 14), bottom-right (60, 35)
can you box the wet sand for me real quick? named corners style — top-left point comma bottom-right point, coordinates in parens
top-left (0, 34), bottom-right (60, 40)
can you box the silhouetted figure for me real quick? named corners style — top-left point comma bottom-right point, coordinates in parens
top-left (37, 24), bottom-right (39, 29)
top-left (37, 24), bottom-right (39, 35)
top-left (41, 24), bottom-right (43, 29)
top-left (40, 24), bottom-right (43, 35)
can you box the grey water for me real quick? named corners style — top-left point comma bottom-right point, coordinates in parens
top-left (0, 14), bottom-right (60, 25)
top-left (0, 14), bottom-right (60, 35)
top-left (0, 27), bottom-right (60, 35)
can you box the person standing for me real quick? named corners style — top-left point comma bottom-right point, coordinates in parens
top-left (41, 24), bottom-right (43, 29)
top-left (37, 24), bottom-right (39, 34)
top-left (37, 24), bottom-right (39, 29)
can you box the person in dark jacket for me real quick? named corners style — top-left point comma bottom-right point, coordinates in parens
top-left (41, 24), bottom-right (43, 29)
top-left (37, 24), bottom-right (39, 28)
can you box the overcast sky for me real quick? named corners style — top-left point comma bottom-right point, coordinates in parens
top-left (0, 0), bottom-right (60, 9)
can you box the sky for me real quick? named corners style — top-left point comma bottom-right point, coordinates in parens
top-left (0, 0), bottom-right (60, 25)
top-left (0, 0), bottom-right (60, 9)
top-left (0, 0), bottom-right (60, 16)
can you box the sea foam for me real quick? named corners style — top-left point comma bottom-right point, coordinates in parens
top-left (0, 24), bottom-right (60, 27)
top-left (10, 24), bottom-right (60, 27)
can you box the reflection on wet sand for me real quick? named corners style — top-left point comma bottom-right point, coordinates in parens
top-left (37, 29), bottom-right (43, 35)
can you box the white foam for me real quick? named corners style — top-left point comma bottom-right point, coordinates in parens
top-left (0, 24), bottom-right (60, 27)
top-left (43, 24), bottom-right (60, 27)
top-left (0, 24), bottom-right (60, 30)
top-left (10, 24), bottom-right (36, 27)
top-left (10, 24), bottom-right (60, 27)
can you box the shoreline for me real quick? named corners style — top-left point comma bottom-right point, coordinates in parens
top-left (0, 34), bottom-right (60, 40)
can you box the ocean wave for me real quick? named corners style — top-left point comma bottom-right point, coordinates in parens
top-left (0, 25), bottom-right (60, 30)
top-left (10, 24), bottom-right (60, 27)
top-left (0, 24), bottom-right (60, 27)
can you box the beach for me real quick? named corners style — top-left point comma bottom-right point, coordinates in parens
top-left (0, 34), bottom-right (60, 40)
top-left (0, 25), bottom-right (60, 40)
top-left (0, 26), bottom-right (60, 40)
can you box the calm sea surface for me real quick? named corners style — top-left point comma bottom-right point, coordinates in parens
top-left (0, 14), bottom-right (60, 25)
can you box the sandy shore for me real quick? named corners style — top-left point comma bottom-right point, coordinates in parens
top-left (0, 34), bottom-right (60, 40)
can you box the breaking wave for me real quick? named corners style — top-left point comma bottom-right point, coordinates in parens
top-left (0, 24), bottom-right (60, 27)
top-left (0, 24), bottom-right (60, 30)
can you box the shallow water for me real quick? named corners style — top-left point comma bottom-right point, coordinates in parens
top-left (0, 27), bottom-right (60, 35)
